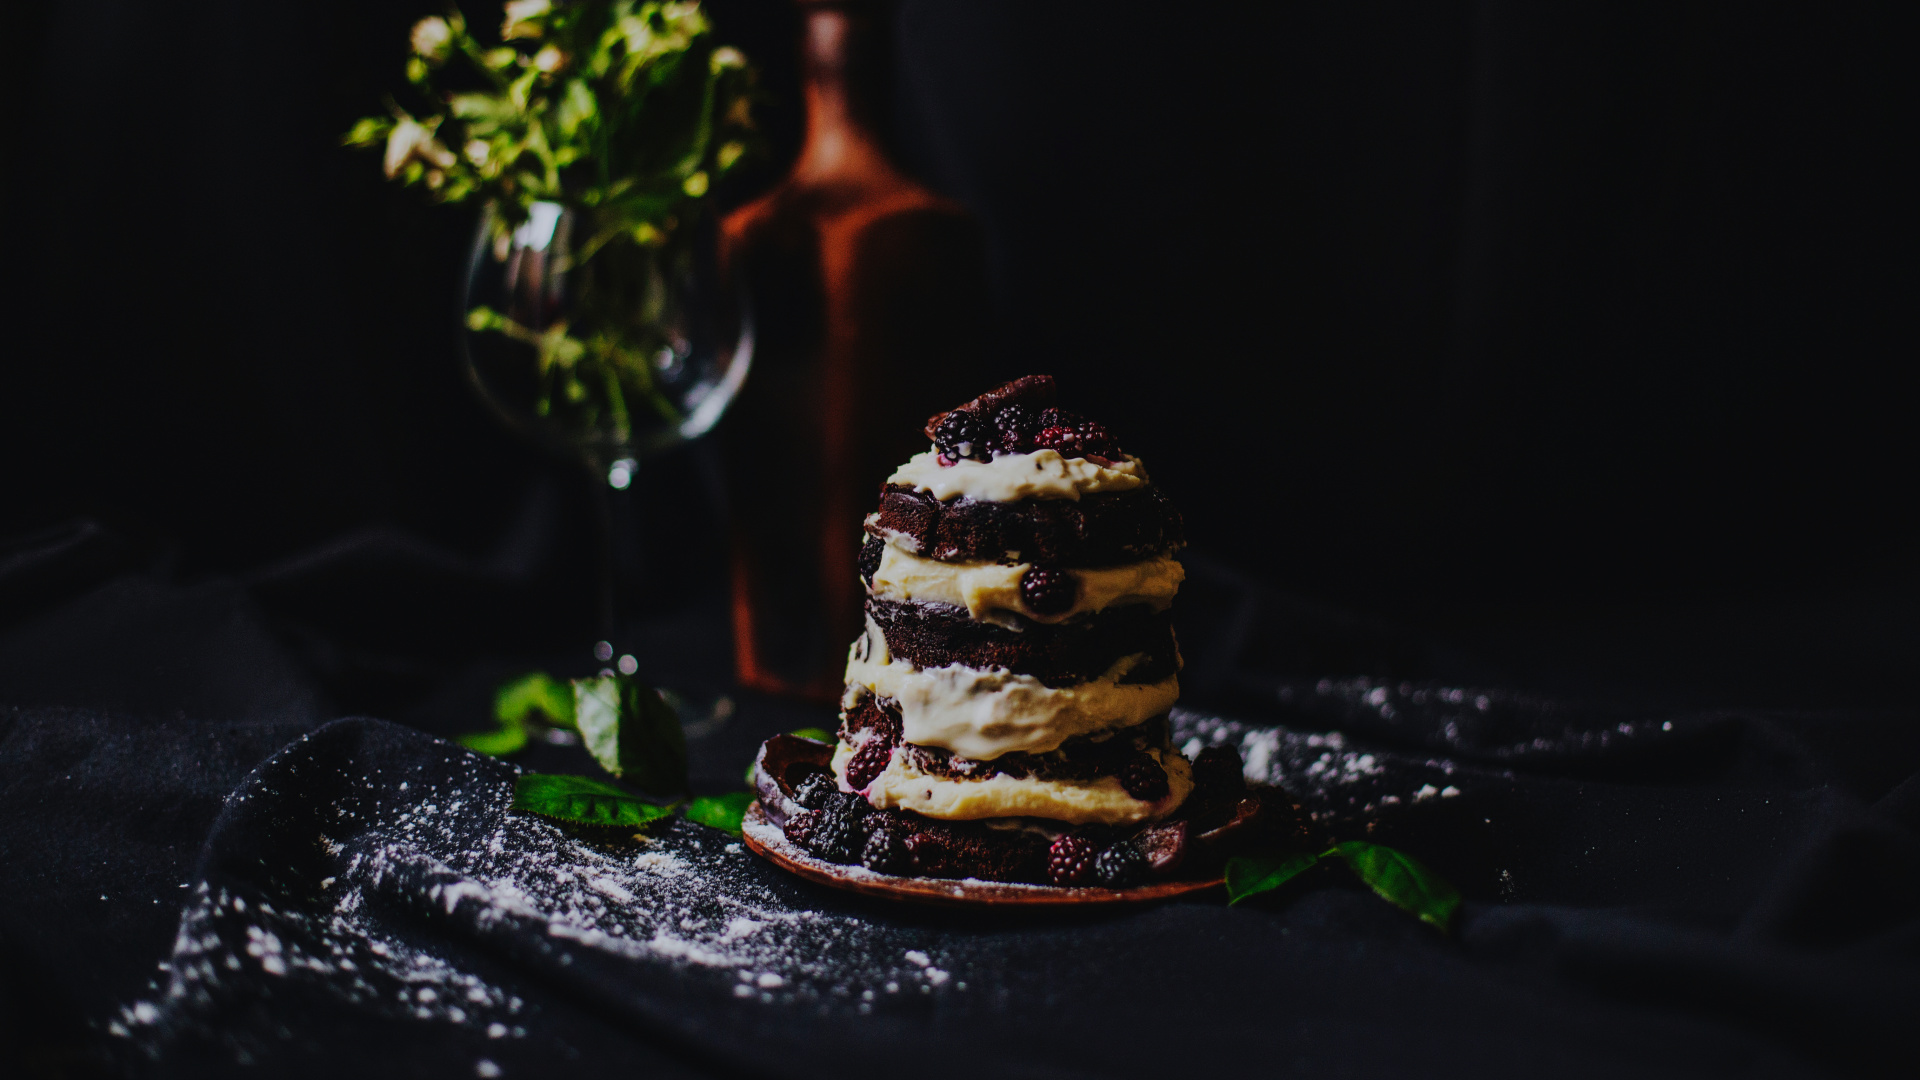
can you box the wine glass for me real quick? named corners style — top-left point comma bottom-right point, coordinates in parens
top-left (460, 200), bottom-right (753, 686)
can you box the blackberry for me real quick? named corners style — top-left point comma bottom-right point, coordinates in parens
top-left (932, 411), bottom-right (989, 462)
top-left (790, 770), bottom-right (841, 809)
top-left (900, 823), bottom-right (1046, 883)
top-left (1046, 833), bottom-right (1099, 886)
top-left (989, 404), bottom-right (1037, 455)
top-left (901, 829), bottom-right (948, 876)
top-left (1118, 756), bottom-right (1170, 802)
top-left (843, 734), bottom-right (896, 790)
top-left (857, 536), bottom-right (885, 584)
top-left (784, 805), bottom-right (865, 865)
top-left (1020, 565), bottom-right (1078, 615)
top-left (1093, 842), bottom-right (1151, 887)
top-left (1190, 746), bottom-right (1248, 799)
top-left (861, 821), bottom-right (911, 874)
top-left (1033, 420), bottom-right (1121, 460)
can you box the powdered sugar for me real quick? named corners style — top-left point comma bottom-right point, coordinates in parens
top-left (1172, 708), bottom-right (1466, 821)
top-left (115, 735), bottom-right (972, 1064)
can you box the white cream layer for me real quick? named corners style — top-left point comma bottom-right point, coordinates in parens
top-left (834, 741), bottom-right (1193, 826)
top-left (843, 618), bottom-right (1179, 759)
top-left (888, 448), bottom-right (1147, 503)
top-left (870, 545), bottom-right (1184, 629)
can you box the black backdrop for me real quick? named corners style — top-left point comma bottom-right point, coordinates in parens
top-left (5, 1), bottom-right (1913, 708)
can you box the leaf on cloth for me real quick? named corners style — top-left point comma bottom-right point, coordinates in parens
top-left (456, 671), bottom-right (579, 757)
top-left (1326, 841), bottom-right (1461, 932)
top-left (1225, 852), bottom-right (1321, 905)
top-left (458, 724), bottom-right (530, 757)
top-left (575, 673), bottom-right (688, 797)
top-left (1226, 842), bottom-right (1461, 931)
top-left (495, 671), bottom-right (576, 730)
top-left (684, 792), bottom-right (753, 835)
top-left (510, 773), bottom-right (677, 829)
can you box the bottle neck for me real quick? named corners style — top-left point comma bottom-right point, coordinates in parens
top-left (792, 3), bottom-right (893, 183)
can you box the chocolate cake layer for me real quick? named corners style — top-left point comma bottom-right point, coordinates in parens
top-left (866, 484), bottom-right (1183, 566)
top-left (841, 696), bottom-right (1173, 785)
top-left (867, 598), bottom-right (1179, 688)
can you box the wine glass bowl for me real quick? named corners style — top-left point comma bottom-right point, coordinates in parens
top-left (460, 201), bottom-right (753, 484)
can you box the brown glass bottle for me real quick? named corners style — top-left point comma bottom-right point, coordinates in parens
top-left (719, 0), bottom-right (987, 699)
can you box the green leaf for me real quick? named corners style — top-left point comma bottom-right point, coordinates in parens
top-left (495, 671), bottom-right (576, 729)
top-left (1326, 841), bottom-right (1462, 932)
top-left (457, 721), bottom-right (528, 757)
top-left (1225, 852), bottom-right (1322, 905)
top-left (684, 792), bottom-right (753, 834)
top-left (574, 673), bottom-right (688, 797)
top-left (343, 116), bottom-right (391, 146)
top-left (512, 773), bottom-right (677, 828)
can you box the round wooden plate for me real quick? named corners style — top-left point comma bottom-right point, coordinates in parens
top-left (741, 801), bottom-right (1223, 907)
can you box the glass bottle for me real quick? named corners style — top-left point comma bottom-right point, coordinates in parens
top-left (719, 0), bottom-right (988, 699)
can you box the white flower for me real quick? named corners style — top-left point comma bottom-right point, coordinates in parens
top-left (710, 46), bottom-right (746, 72)
top-left (501, 0), bottom-right (550, 40)
top-left (532, 44), bottom-right (565, 73)
top-left (464, 139), bottom-right (491, 167)
top-left (409, 16), bottom-right (451, 60)
top-left (384, 117), bottom-right (456, 178)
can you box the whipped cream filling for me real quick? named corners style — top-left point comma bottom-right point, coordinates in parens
top-left (834, 741), bottom-right (1193, 826)
top-left (887, 447), bottom-right (1147, 503)
top-left (843, 617), bottom-right (1179, 759)
top-left (870, 545), bottom-right (1184, 629)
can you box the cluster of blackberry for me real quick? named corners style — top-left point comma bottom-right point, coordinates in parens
top-left (782, 769), bottom-right (1044, 880)
top-left (1045, 829), bottom-right (1152, 888)
top-left (784, 768), bottom-right (1162, 887)
top-left (770, 742), bottom-right (1264, 888)
top-left (927, 376), bottom-right (1123, 465)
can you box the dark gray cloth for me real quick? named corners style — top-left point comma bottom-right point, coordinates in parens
top-left (73, 700), bottom-right (1920, 1079)
top-left (3, 526), bottom-right (1917, 1079)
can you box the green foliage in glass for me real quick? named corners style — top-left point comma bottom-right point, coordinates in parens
top-left (344, 1), bottom-right (758, 441)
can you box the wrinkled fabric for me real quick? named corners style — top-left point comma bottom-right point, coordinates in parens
top-left (2, 527), bottom-right (1916, 1079)
top-left (95, 698), bottom-right (1920, 1080)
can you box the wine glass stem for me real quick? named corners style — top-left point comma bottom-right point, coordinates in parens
top-left (594, 464), bottom-right (641, 652)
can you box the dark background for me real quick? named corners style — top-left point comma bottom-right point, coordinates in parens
top-left (4, 1), bottom-right (1912, 712)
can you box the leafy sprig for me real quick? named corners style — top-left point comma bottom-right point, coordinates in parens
top-left (463, 667), bottom-right (806, 837)
top-left (344, 0), bottom-right (756, 253)
top-left (345, 2), bottom-right (758, 456)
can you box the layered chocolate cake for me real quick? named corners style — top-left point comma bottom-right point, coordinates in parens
top-left (753, 377), bottom-right (1278, 888)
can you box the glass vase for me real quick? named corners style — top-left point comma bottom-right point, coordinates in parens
top-left (461, 200), bottom-right (752, 649)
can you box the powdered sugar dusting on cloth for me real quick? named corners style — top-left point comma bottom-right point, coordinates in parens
top-left (1174, 709), bottom-right (1460, 821)
top-left (113, 721), bottom-right (969, 1068)
top-left (1171, 677), bottom-right (1700, 820)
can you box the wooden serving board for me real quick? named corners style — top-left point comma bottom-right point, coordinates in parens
top-left (740, 801), bottom-right (1222, 908)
